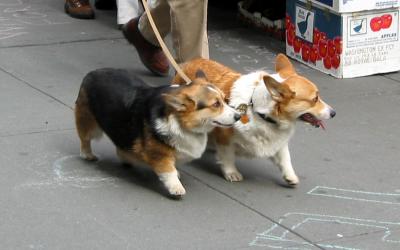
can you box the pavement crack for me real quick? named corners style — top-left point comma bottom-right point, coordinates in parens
top-left (0, 37), bottom-right (125, 49)
top-left (0, 128), bottom-right (75, 138)
top-left (180, 169), bottom-right (325, 250)
top-left (0, 66), bottom-right (73, 110)
top-left (381, 74), bottom-right (400, 84)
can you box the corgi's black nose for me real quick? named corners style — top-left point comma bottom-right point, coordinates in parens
top-left (234, 113), bottom-right (241, 121)
top-left (330, 110), bottom-right (336, 118)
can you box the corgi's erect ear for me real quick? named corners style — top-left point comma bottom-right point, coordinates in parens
top-left (195, 69), bottom-right (208, 80)
top-left (162, 93), bottom-right (195, 112)
top-left (263, 75), bottom-right (295, 102)
top-left (275, 53), bottom-right (296, 78)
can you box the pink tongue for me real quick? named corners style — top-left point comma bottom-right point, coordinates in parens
top-left (316, 120), bottom-right (326, 130)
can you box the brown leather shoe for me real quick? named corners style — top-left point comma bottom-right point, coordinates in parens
top-left (122, 17), bottom-right (170, 76)
top-left (65, 0), bottom-right (95, 19)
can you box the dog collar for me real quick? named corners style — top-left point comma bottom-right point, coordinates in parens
top-left (236, 103), bottom-right (277, 125)
top-left (236, 103), bottom-right (250, 114)
top-left (235, 103), bottom-right (250, 124)
top-left (256, 112), bottom-right (278, 125)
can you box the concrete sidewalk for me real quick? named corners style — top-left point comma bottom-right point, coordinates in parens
top-left (1, 1), bottom-right (400, 249)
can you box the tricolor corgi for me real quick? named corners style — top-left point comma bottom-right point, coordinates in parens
top-left (75, 68), bottom-right (240, 197)
top-left (173, 54), bottom-right (335, 186)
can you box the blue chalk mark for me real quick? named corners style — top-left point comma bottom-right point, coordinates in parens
top-left (250, 213), bottom-right (400, 249)
top-left (307, 186), bottom-right (400, 205)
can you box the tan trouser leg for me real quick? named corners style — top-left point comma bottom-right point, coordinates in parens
top-left (138, 0), bottom-right (209, 63)
top-left (139, 0), bottom-right (171, 42)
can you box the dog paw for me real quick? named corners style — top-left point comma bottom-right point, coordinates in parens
top-left (284, 174), bottom-right (299, 186)
top-left (223, 171), bottom-right (243, 182)
top-left (159, 171), bottom-right (186, 198)
top-left (166, 182), bottom-right (186, 197)
top-left (80, 152), bottom-right (98, 161)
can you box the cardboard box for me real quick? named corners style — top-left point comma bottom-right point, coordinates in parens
top-left (310, 0), bottom-right (399, 13)
top-left (286, 0), bottom-right (400, 78)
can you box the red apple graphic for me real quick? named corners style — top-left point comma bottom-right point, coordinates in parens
top-left (287, 24), bottom-right (295, 46)
top-left (370, 16), bottom-right (382, 32)
top-left (294, 37), bottom-right (302, 53)
top-left (309, 45), bottom-right (319, 64)
top-left (334, 36), bottom-right (342, 54)
top-left (331, 54), bottom-right (340, 69)
top-left (313, 28), bottom-right (320, 45)
top-left (318, 39), bottom-right (328, 58)
top-left (320, 32), bottom-right (327, 41)
top-left (285, 14), bottom-right (291, 29)
top-left (381, 14), bottom-right (392, 29)
top-left (302, 44), bottom-right (310, 62)
top-left (287, 31), bottom-right (294, 46)
top-left (323, 55), bottom-right (332, 70)
top-left (328, 39), bottom-right (336, 57)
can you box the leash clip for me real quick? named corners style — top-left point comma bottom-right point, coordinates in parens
top-left (236, 103), bottom-right (250, 124)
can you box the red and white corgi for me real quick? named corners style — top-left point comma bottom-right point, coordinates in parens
top-left (173, 54), bottom-right (335, 186)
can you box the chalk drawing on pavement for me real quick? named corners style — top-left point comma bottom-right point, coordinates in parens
top-left (17, 155), bottom-right (117, 189)
top-left (0, 1), bottom-right (70, 41)
top-left (250, 213), bottom-right (400, 249)
top-left (308, 186), bottom-right (400, 205)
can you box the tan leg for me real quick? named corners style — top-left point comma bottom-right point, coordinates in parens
top-left (152, 157), bottom-right (185, 197)
top-left (201, 29), bottom-right (209, 59)
top-left (169, 0), bottom-right (209, 62)
top-left (212, 128), bottom-right (243, 182)
top-left (138, 0), bottom-right (171, 45)
top-left (74, 89), bottom-right (103, 161)
top-left (139, 0), bottom-right (209, 63)
top-left (216, 142), bottom-right (243, 182)
top-left (116, 147), bottom-right (132, 165)
top-left (117, 140), bottom-right (186, 197)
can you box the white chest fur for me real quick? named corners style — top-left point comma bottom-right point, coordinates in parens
top-left (155, 116), bottom-right (208, 164)
top-left (173, 133), bottom-right (207, 163)
top-left (229, 72), bottom-right (295, 158)
top-left (233, 112), bottom-right (294, 157)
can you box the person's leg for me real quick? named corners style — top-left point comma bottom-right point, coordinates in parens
top-left (138, 0), bottom-right (171, 45)
top-left (123, 0), bottom-right (209, 74)
top-left (117, 0), bottom-right (143, 25)
top-left (122, 0), bottom-right (170, 76)
top-left (138, 0), bottom-right (209, 62)
top-left (168, 0), bottom-right (209, 62)
top-left (201, 29), bottom-right (209, 60)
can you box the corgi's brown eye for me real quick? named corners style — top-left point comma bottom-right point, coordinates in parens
top-left (313, 96), bottom-right (318, 103)
top-left (212, 101), bottom-right (221, 108)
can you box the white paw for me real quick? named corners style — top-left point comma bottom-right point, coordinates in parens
top-left (166, 182), bottom-right (186, 197)
top-left (284, 174), bottom-right (299, 186)
top-left (159, 171), bottom-right (186, 197)
top-left (223, 170), bottom-right (243, 182)
top-left (80, 152), bottom-right (98, 161)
